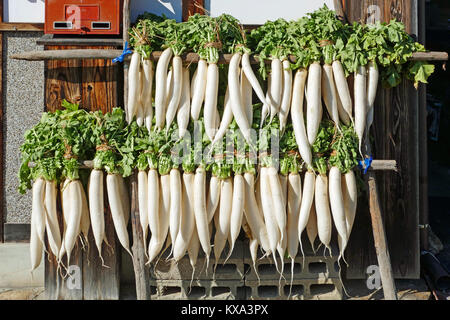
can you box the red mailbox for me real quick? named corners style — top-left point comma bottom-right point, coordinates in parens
top-left (45, 0), bottom-right (123, 35)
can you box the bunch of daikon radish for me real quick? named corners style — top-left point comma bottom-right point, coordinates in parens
top-left (20, 6), bottom-right (434, 282)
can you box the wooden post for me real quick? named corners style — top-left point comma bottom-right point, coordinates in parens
top-left (367, 172), bottom-right (398, 300)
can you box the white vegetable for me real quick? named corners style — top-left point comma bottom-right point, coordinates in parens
top-left (269, 58), bottom-right (283, 121)
top-left (228, 53), bottom-right (252, 143)
top-left (155, 47), bottom-right (173, 130)
top-left (193, 167), bottom-right (211, 266)
top-left (243, 172), bottom-right (271, 253)
top-left (173, 172), bottom-right (195, 261)
top-left (44, 180), bottom-right (61, 259)
top-left (366, 61), bottom-right (379, 132)
top-left (141, 59), bottom-right (154, 132)
top-left (242, 52), bottom-right (267, 105)
top-left (226, 174), bottom-right (245, 261)
top-left (314, 173), bottom-right (333, 256)
top-left (204, 63), bottom-right (220, 142)
top-left (127, 52), bottom-right (141, 122)
top-left (177, 67), bottom-right (191, 139)
top-left (329, 167), bottom-right (348, 262)
top-left (88, 169), bottom-right (107, 265)
top-left (165, 56), bottom-right (183, 130)
top-left (332, 60), bottom-right (353, 120)
top-left (241, 68), bottom-right (253, 125)
top-left (106, 174), bottom-right (132, 257)
top-left (297, 171), bottom-right (315, 262)
top-left (190, 59), bottom-right (208, 121)
top-left (168, 168), bottom-right (182, 257)
top-left (306, 62), bottom-right (322, 145)
top-left (291, 69), bottom-right (312, 167)
top-left (138, 170), bottom-right (149, 249)
top-left (354, 65), bottom-right (367, 154)
top-left (322, 64), bottom-right (340, 128)
top-left (213, 177), bottom-right (233, 266)
top-left (279, 60), bottom-right (293, 133)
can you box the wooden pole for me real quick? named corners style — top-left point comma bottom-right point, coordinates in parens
top-left (364, 140), bottom-right (398, 300)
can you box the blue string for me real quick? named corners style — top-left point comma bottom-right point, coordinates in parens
top-left (112, 41), bottom-right (133, 64)
top-left (358, 156), bottom-right (373, 174)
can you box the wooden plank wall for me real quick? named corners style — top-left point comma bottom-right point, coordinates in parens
top-left (44, 45), bottom-right (122, 299)
top-left (342, 0), bottom-right (421, 279)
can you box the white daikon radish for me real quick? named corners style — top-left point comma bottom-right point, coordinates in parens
top-left (190, 59), bottom-right (208, 121)
top-left (106, 174), bottom-right (132, 257)
top-left (329, 167), bottom-right (348, 264)
top-left (44, 180), bottom-right (61, 259)
top-left (213, 177), bottom-right (233, 268)
top-left (314, 173), bottom-right (333, 256)
top-left (322, 63), bottom-right (340, 128)
top-left (279, 59), bottom-right (293, 133)
top-left (306, 62), bottom-right (322, 145)
top-left (88, 169), bottom-right (107, 266)
top-left (332, 60), bottom-right (353, 120)
top-left (354, 65), bottom-right (367, 155)
top-left (173, 172), bottom-right (195, 261)
top-left (165, 56), bottom-right (183, 131)
top-left (226, 174), bottom-right (245, 262)
top-left (177, 67), bottom-right (191, 139)
top-left (155, 47), bottom-right (173, 130)
top-left (291, 69), bottom-right (312, 167)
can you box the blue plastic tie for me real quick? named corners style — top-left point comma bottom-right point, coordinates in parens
top-left (112, 41), bottom-right (133, 64)
top-left (358, 156), bottom-right (373, 174)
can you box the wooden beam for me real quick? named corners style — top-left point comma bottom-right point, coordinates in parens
top-left (9, 49), bottom-right (448, 64)
top-left (28, 159), bottom-right (397, 172)
top-left (11, 49), bottom-right (448, 63)
top-left (0, 22), bottom-right (44, 32)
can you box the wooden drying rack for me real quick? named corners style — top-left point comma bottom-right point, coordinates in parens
top-left (12, 0), bottom-right (449, 301)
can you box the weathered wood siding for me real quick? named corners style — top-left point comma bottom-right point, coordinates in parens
top-left (44, 45), bottom-right (122, 299)
top-left (342, 0), bottom-right (421, 279)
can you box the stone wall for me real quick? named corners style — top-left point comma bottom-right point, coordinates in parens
top-left (2, 31), bottom-right (44, 224)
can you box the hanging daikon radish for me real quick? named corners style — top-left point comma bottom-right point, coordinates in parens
top-left (332, 60), bottom-right (353, 121)
top-left (279, 59), bottom-right (293, 134)
top-left (269, 58), bottom-right (283, 121)
top-left (155, 47), bottom-right (173, 131)
top-left (127, 52), bottom-right (141, 123)
top-left (241, 68), bottom-right (253, 126)
top-left (177, 67), bottom-right (191, 139)
top-left (306, 62), bottom-right (322, 145)
top-left (44, 180), bottom-right (61, 260)
top-left (322, 63), bottom-right (341, 128)
top-left (291, 69), bottom-right (313, 168)
top-left (165, 56), bottom-right (183, 131)
top-left (88, 169), bottom-right (107, 266)
top-left (190, 59), bottom-right (207, 121)
top-left (314, 173), bottom-right (333, 256)
top-left (106, 174), bottom-right (132, 257)
top-left (141, 59), bottom-right (154, 132)
top-left (354, 65), bottom-right (367, 155)
top-left (366, 61), bottom-right (379, 133)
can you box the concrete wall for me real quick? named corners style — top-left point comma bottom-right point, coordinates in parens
top-left (2, 32), bottom-right (45, 224)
